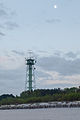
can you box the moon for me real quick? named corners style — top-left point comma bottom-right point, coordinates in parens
top-left (54, 5), bottom-right (58, 9)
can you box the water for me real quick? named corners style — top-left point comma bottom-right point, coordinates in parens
top-left (0, 108), bottom-right (80, 120)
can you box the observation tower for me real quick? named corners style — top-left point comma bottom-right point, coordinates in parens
top-left (25, 51), bottom-right (36, 91)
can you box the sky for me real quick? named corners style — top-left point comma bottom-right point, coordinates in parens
top-left (0, 0), bottom-right (80, 95)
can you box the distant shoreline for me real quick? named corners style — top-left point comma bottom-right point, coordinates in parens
top-left (0, 101), bottom-right (80, 110)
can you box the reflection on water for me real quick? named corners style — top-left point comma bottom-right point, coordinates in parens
top-left (0, 108), bottom-right (80, 120)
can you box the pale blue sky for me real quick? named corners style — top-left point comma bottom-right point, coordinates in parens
top-left (0, 0), bottom-right (80, 95)
top-left (1, 0), bottom-right (80, 52)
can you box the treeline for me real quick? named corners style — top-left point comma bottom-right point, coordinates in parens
top-left (0, 87), bottom-right (80, 105)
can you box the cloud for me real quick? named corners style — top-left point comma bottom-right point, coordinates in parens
top-left (0, 32), bottom-right (5, 36)
top-left (0, 2), bottom-right (18, 36)
top-left (12, 50), bottom-right (25, 56)
top-left (0, 3), bottom-right (8, 18)
top-left (36, 68), bottom-right (80, 89)
top-left (0, 9), bottom-right (7, 17)
top-left (0, 24), bottom-right (4, 28)
top-left (65, 52), bottom-right (77, 59)
top-left (37, 50), bottom-right (47, 54)
top-left (0, 51), bottom-right (25, 95)
top-left (46, 18), bottom-right (61, 23)
top-left (38, 52), bottom-right (80, 75)
top-left (0, 67), bottom-right (25, 95)
top-left (0, 51), bottom-right (25, 70)
top-left (5, 22), bottom-right (19, 30)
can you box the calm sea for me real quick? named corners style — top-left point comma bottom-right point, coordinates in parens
top-left (0, 108), bottom-right (80, 120)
